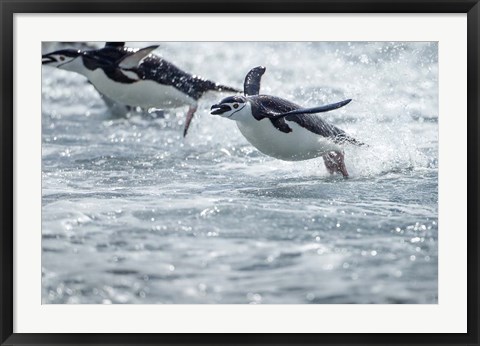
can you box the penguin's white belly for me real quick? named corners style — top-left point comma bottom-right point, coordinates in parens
top-left (87, 69), bottom-right (196, 109)
top-left (236, 118), bottom-right (341, 161)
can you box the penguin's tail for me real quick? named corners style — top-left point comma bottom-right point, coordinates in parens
top-left (195, 78), bottom-right (242, 95)
top-left (211, 83), bottom-right (242, 93)
top-left (348, 138), bottom-right (368, 147)
top-left (336, 134), bottom-right (368, 147)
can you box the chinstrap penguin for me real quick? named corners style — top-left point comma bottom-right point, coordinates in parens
top-left (210, 66), bottom-right (364, 177)
top-left (42, 42), bottom-right (241, 136)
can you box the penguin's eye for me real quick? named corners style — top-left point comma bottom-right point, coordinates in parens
top-left (233, 104), bottom-right (239, 109)
top-left (60, 56), bottom-right (65, 61)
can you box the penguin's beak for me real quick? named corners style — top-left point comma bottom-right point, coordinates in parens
top-left (210, 104), bottom-right (231, 115)
top-left (42, 54), bottom-right (56, 65)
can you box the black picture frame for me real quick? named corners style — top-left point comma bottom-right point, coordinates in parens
top-left (1, 1), bottom-right (479, 345)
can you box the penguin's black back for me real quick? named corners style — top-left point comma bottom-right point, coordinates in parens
top-left (249, 95), bottom-right (361, 145)
top-left (83, 46), bottom-right (228, 100)
top-left (138, 56), bottom-right (221, 100)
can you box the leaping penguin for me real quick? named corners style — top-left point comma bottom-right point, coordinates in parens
top-left (210, 66), bottom-right (364, 177)
top-left (42, 42), bottom-right (241, 136)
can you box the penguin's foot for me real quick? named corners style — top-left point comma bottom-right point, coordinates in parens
top-left (183, 106), bottom-right (198, 137)
top-left (323, 151), bottom-right (349, 178)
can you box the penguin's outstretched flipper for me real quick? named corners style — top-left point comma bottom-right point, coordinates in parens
top-left (117, 45), bottom-right (159, 69)
top-left (272, 99), bottom-right (352, 119)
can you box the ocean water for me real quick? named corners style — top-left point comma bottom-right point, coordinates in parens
top-left (41, 42), bottom-right (438, 304)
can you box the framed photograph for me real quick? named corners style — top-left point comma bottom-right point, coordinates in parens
top-left (1, 1), bottom-right (479, 345)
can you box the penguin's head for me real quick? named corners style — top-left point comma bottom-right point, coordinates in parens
top-left (210, 95), bottom-right (249, 120)
top-left (42, 49), bottom-right (83, 71)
